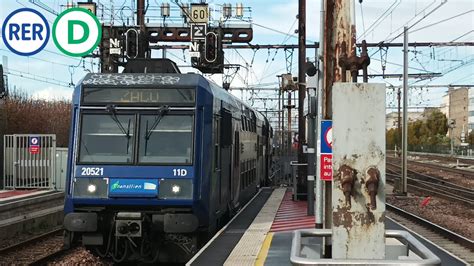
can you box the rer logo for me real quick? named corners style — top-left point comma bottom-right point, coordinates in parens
top-left (1, 8), bottom-right (50, 56)
top-left (2, 7), bottom-right (101, 57)
top-left (52, 8), bottom-right (101, 57)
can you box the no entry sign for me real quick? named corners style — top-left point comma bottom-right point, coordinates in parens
top-left (320, 120), bottom-right (332, 181)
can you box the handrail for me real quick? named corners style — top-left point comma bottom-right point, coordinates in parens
top-left (290, 229), bottom-right (441, 265)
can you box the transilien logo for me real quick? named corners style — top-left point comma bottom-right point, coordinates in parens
top-left (52, 7), bottom-right (101, 57)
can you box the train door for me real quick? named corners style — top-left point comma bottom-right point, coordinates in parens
top-left (219, 109), bottom-right (233, 212)
top-left (231, 128), bottom-right (240, 209)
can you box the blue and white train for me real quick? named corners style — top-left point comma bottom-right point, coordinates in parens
top-left (63, 60), bottom-right (272, 263)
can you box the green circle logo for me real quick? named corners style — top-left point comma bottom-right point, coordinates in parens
top-left (52, 8), bottom-right (101, 57)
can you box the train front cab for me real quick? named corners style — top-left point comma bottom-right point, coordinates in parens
top-left (62, 74), bottom-right (216, 262)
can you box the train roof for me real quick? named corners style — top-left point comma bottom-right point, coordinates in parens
top-left (77, 72), bottom-right (264, 122)
top-left (80, 73), bottom-right (205, 88)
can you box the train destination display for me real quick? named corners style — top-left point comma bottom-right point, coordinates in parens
top-left (82, 87), bottom-right (195, 104)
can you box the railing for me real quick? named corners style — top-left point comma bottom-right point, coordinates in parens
top-left (290, 229), bottom-right (441, 265)
top-left (3, 134), bottom-right (56, 189)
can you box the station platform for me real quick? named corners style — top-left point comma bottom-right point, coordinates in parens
top-left (188, 188), bottom-right (468, 266)
top-left (0, 189), bottom-right (64, 242)
top-left (0, 189), bottom-right (49, 202)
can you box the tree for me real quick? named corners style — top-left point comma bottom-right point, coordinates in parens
top-left (468, 131), bottom-right (474, 145)
top-left (424, 109), bottom-right (448, 137)
top-left (4, 90), bottom-right (71, 147)
top-left (386, 109), bottom-right (450, 151)
top-left (386, 128), bottom-right (398, 149)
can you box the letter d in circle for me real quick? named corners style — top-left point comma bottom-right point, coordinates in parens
top-left (68, 20), bottom-right (89, 44)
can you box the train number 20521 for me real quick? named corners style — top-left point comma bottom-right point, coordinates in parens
top-left (81, 167), bottom-right (104, 176)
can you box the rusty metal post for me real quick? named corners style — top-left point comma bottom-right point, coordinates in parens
top-left (137, 0), bottom-right (145, 27)
top-left (322, 0), bottom-right (353, 257)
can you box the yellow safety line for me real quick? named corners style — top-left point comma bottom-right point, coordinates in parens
top-left (255, 232), bottom-right (274, 266)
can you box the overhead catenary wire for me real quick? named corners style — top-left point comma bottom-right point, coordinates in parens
top-left (409, 10), bottom-right (474, 34)
top-left (384, 0), bottom-right (448, 43)
top-left (357, 0), bottom-right (401, 40)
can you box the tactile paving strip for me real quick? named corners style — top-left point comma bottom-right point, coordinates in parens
top-left (224, 188), bottom-right (286, 266)
top-left (270, 190), bottom-right (315, 232)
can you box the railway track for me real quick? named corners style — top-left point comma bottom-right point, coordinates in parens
top-left (387, 204), bottom-right (474, 265)
top-left (0, 227), bottom-right (67, 265)
top-left (387, 150), bottom-right (474, 165)
top-left (387, 156), bottom-right (474, 178)
top-left (386, 162), bottom-right (474, 206)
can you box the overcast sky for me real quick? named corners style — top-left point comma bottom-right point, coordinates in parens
top-left (1, 0), bottom-right (473, 122)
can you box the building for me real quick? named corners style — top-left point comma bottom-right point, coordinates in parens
top-left (386, 111), bottom-right (424, 130)
top-left (441, 87), bottom-right (469, 145)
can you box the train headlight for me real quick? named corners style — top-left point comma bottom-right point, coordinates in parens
top-left (73, 178), bottom-right (108, 198)
top-left (159, 179), bottom-right (193, 200)
top-left (87, 184), bottom-right (97, 193)
top-left (171, 185), bottom-right (181, 194)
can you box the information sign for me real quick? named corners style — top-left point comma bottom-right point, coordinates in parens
top-left (191, 23), bottom-right (207, 40)
top-left (29, 136), bottom-right (40, 154)
top-left (320, 120), bottom-right (332, 181)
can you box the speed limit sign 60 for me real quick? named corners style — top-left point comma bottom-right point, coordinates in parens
top-left (190, 4), bottom-right (209, 23)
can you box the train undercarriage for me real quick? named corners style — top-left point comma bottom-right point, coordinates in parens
top-left (64, 210), bottom-right (203, 263)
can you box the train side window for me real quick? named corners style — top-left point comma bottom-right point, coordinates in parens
top-left (221, 110), bottom-right (232, 146)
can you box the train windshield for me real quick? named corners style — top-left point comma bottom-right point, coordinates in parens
top-left (79, 114), bottom-right (135, 163)
top-left (139, 114), bottom-right (193, 164)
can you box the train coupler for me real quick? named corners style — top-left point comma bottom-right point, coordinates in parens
top-left (115, 212), bottom-right (143, 237)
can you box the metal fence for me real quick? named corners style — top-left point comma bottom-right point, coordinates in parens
top-left (3, 134), bottom-right (57, 189)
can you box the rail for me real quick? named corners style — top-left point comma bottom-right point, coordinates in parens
top-left (0, 227), bottom-right (63, 254)
top-left (385, 162), bottom-right (474, 206)
top-left (386, 204), bottom-right (474, 251)
top-left (386, 173), bottom-right (474, 206)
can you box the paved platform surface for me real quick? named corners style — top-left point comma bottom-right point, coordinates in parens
top-left (189, 187), bottom-right (468, 266)
top-left (188, 188), bottom-right (273, 266)
top-left (0, 189), bottom-right (37, 198)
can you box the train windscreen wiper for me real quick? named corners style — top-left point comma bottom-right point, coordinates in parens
top-left (106, 105), bottom-right (131, 153)
top-left (144, 105), bottom-right (169, 154)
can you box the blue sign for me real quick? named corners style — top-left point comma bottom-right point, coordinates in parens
top-left (320, 120), bottom-right (332, 154)
top-left (29, 136), bottom-right (41, 147)
top-left (109, 179), bottom-right (158, 197)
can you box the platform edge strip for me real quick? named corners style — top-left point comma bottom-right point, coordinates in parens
top-left (186, 189), bottom-right (264, 266)
top-left (224, 188), bottom-right (286, 266)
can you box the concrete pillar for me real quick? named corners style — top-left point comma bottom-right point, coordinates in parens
top-left (332, 83), bottom-right (386, 259)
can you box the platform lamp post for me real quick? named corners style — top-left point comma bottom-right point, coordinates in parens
top-left (448, 119), bottom-right (456, 155)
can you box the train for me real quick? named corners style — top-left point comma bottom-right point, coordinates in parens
top-left (62, 59), bottom-right (273, 263)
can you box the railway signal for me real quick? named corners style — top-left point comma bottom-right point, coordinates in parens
top-left (204, 32), bottom-right (218, 63)
top-left (97, 1), bottom-right (252, 74)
